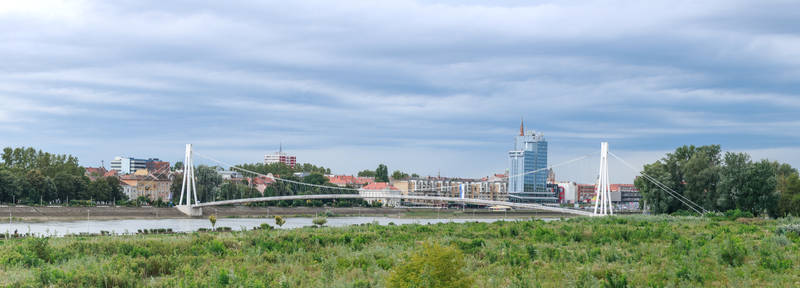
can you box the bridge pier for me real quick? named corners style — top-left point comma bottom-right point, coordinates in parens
top-left (176, 205), bottom-right (203, 217)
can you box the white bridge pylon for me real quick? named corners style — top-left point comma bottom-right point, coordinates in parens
top-left (593, 142), bottom-right (613, 216)
top-left (176, 144), bottom-right (202, 216)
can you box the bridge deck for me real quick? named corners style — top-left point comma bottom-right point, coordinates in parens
top-left (192, 194), bottom-right (595, 216)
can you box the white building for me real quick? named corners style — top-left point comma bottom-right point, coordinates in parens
top-left (556, 181), bottom-right (578, 204)
top-left (264, 144), bottom-right (296, 168)
top-left (359, 182), bottom-right (401, 207)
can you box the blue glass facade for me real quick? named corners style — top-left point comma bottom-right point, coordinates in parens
top-left (508, 130), bottom-right (556, 203)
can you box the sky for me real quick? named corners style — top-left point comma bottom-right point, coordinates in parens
top-left (1, 0), bottom-right (799, 183)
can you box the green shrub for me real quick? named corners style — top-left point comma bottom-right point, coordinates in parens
top-left (602, 271), bottom-right (629, 288)
top-left (724, 209), bottom-right (754, 220)
top-left (313, 217), bottom-right (328, 227)
top-left (386, 242), bottom-right (473, 288)
top-left (719, 236), bottom-right (747, 266)
top-left (25, 237), bottom-right (52, 264)
top-left (775, 224), bottom-right (800, 237)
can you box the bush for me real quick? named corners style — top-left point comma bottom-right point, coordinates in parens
top-left (25, 237), bottom-right (52, 264)
top-left (603, 271), bottom-right (629, 288)
top-left (386, 242), bottom-right (473, 288)
top-left (775, 224), bottom-right (800, 237)
top-left (274, 215), bottom-right (286, 227)
top-left (313, 217), bottom-right (327, 227)
top-left (724, 209), bottom-right (754, 220)
top-left (719, 236), bottom-right (747, 266)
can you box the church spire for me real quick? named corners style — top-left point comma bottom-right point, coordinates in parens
top-left (519, 117), bottom-right (524, 136)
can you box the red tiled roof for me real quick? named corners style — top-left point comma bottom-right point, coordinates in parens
top-left (250, 176), bottom-right (275, 185)
top-left (326, 175), bottom-right (374, 185)
top-left (85, 167), bottom-right (107, 175)
top-left (103, 170), bottom-right (118, 177)
top-left (361, 182), bottom-right (398, 191)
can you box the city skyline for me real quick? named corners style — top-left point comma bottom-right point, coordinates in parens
top-left (2, 1), bottom-right (799, 183)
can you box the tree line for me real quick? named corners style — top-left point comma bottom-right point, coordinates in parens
top-left (0, 147), bottom-right (126, 205)
top-left (635, 145), bottom-right (800, 217)
top-left (358, 164), bottom-right (419, 181)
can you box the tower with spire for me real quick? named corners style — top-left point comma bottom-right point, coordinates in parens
top-left (264, 143), bottom-right (297, 168)
top-left (508, 118), bottom-right (552, 203)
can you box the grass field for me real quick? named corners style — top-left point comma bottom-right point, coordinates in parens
top-left (0, 215), bottom-right (798, 287)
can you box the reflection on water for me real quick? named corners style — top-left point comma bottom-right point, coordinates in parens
top-left (0, 216), bottom-right (557, 237)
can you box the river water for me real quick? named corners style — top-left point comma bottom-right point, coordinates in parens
top-left (0, 216), bottom-right (555, 237)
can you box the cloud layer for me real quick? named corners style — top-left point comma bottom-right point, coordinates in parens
top-left (1, 0), bottom-right (799, 182)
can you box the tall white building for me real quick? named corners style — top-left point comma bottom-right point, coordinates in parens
top-left (264, 144), bottom-right (296, 168)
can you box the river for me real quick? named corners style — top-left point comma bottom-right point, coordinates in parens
top-left (0, 216), bottom-right (556, 237)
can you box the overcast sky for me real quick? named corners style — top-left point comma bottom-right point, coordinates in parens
top-left (1, 0), bottom-right (799, 183)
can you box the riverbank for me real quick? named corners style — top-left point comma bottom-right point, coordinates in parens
top-left (0, 215), bottom-right (797, 287)
top-left (0, 206), bottom-right (590, 221)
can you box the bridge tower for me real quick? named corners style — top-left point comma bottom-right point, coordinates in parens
top-left (593, 142), bottom-right (613, 216)
top-left (176, 144), bottom-right (202, 216)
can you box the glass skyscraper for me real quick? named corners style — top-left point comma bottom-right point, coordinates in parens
top-left (508, 120), bottom-right (557, 203)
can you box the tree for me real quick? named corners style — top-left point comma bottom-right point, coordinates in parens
top-left (357, 170), bottom-right (376, 177)
top-left (777, 171), bottom-right (800, 217)
top-left (312, 216), bottom-right (327, 227)
top-left (1, 147), bottom-right (83, 177)
top-left (274, 215), bottom-right (285, 227)
top-left (391, 170), bottom-right (409, 180)
top-left (23, 170), bottom-right (56, 204)
top-left (173, 161), bottom-right (184, 171)
top-left (88, 177), bottom-right (112, 202)
top-left (105, 176), bottom-right (126, 202)
top-left (635, 145), bottom-right (722, 214)
top-left (303, 173), bottom-right (329, 186)
top-left (195, 165), bottom-right (223, 203)
top-left (411, 173), bottom-right (420, 178)
top-left (0, 169), bottom-right (22, 203)
top-left (717, 154), bottom-right (778, 217)
top-left (170, 173), bottom-right (184, 203)
top-left (386, 242), bottom-right (474, 288)
top-left (775, 163), bottom-right (800, 217)
top-left (376, 164), bottom-right (389, 182)
top-left (209, 214), bottom-right (217, 230)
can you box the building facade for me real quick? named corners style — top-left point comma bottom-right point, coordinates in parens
top-left (508, 120), bottom-right (554, 203)
top-left (556, 181), bottom-right (578, 204)
top-left (392, 174), bottom-right (508, 204)
top-left (110, 157), bottom-right (164, 175)
top-left (119, 169), bottom-right (172, 201)
top-left (264, 149), bottom-right (296, 168)
top-left (359, 182), bottom-right (401, 207)
top-left (575, 183), bottom-right (641, 208)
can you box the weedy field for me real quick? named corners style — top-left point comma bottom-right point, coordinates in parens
top-left (0, 215), bottom-right (798, 287)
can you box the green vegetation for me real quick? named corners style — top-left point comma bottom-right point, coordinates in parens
top-left (1, 215), bottom-right (798, 287)
top-left (387, 242), bottom-right (473, 288)
top-left (209, 215), bottom-right (217, 230)
top-left (390, 170), bottom-right (409, 180)
top-left (238, 162), bottom-right (330, 178)
top-left (274, 215), bottom-right (285, 227)
top-left (376, 164), bottom-right (389, 182)
top-left (0, 147), bottom-right (126, 205)
top-left (312, 216), bottom-right (327, 227)
top-left (357, 169), bottom-right (377, 177)
top-left (636, 144), bottom-right (799, 217)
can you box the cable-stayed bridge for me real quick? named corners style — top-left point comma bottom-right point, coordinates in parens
top-left (174, 143), bottom-right (707, 217)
